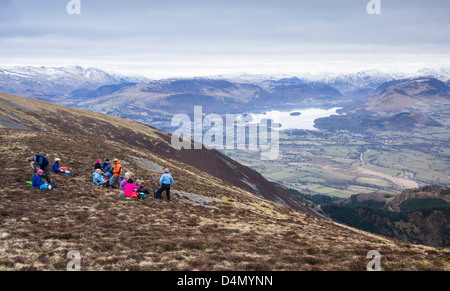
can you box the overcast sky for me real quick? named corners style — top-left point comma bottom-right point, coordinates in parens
top-left (1, 0), bottom-right (449, 78)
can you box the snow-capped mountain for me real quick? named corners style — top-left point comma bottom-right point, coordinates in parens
top-left (0, 66), bottom-right (148, 99)
top-left (221, 68), bottom-right (450, 93)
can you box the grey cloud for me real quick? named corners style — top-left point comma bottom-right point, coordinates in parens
top-left (0, 0), bottom-right (449, 76)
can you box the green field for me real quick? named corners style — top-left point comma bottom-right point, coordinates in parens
top-left (224, 126), bottom-right (450, 198)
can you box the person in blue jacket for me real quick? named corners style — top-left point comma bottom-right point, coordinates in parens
top-left (32, 169), bottom-right (52, 190)
top-left (102, 159), bottom-right (113, 178)
top-left (52, 158), bottom-right (64, 174)
top-left (29, 154), bottom-right (51, 184)
top-left (93, 169), bottom-right (108, 186)
top-left (155, 168), bottom-right (174, 201)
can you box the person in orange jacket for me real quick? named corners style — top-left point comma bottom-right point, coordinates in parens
top-left (109, 158), bottom-right (123, 189)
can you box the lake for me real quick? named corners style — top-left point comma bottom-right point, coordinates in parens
top-left (248, 107), bottom-right (343, 131)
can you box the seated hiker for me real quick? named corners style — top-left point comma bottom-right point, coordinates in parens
top-left (95, 159), bottom-right (102, 171)
top-left (28, 154), bottom-right (51, 184)
top-left (122, 178), bottom-right (140, 198)
top-left (53, 158), bottom-right (73, 176)
top-left (155, 168), bottom-right (173, 201)
top-left (136, 180), bottom-right (149, 200)
top-left (93, 169), bottom-right (108, 186)
top-left (102, 159), bottom-right (112, 177)
top-left (119, 172), bottom-right (132, 190)
top-left (52, 158), bottom-right (63, 173)
top-left (109, 158), bottom-right (123, 189)
top-left (32, 169), bottom-right (57, 190)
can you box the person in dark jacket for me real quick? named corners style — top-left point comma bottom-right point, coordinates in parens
top-left (29, 154), bottom-right (51, 184)
top-left (136, 180), bottom-right (150, 200)
top-left (102, 159), bottom-right (112, 177)
top-left (95, 159), bottom-right (102, 171)
top-left (52, 158), bottom-right (64, 174)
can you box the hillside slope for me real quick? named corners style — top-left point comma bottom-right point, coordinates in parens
top-left (1, 129), bottom-right (449, 270)
top-left (365, 77), bottom-right (450, 112)
top-left (322, 186), bottom-right (450, 247)
top-left (0, 92), bottom-right (309, 214)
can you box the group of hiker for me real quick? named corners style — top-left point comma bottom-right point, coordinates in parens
top-left (29, 155), bottom-right (71, 190)
top-left (28, 154), bottom-right (173, 202)
top-left (92, 158), bottom-right (173, 201)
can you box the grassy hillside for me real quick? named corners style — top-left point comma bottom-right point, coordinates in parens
top-left (0, 92), bottom-right (309, 214)
top-left (1, 129), bottom-right (449, 271)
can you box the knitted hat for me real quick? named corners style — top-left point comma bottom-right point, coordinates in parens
top-left (97, 159), bottom-right (101, 163)
top-left (37, 169), bottom-right (44, 175)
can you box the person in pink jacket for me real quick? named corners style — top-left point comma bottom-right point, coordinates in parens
top-left (122, 178), bottom-right (140, 198)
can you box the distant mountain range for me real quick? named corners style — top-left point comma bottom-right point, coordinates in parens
top-left (2, 66), bottom-right (450, 132)
top-left (0, 66), bottom-right (148, 101)
top-left (3, 65), bottom-right (449, 101)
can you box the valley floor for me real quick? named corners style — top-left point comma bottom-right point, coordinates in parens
top-left (225, 128), bottom-right (450, 198)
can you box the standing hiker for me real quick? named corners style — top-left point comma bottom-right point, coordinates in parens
top-left (109, 158), bottom-right (123, 189)
top-left (155, 168), bottom-right (173, 201)
top-left (29, 154), bottom-right (51, 184)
